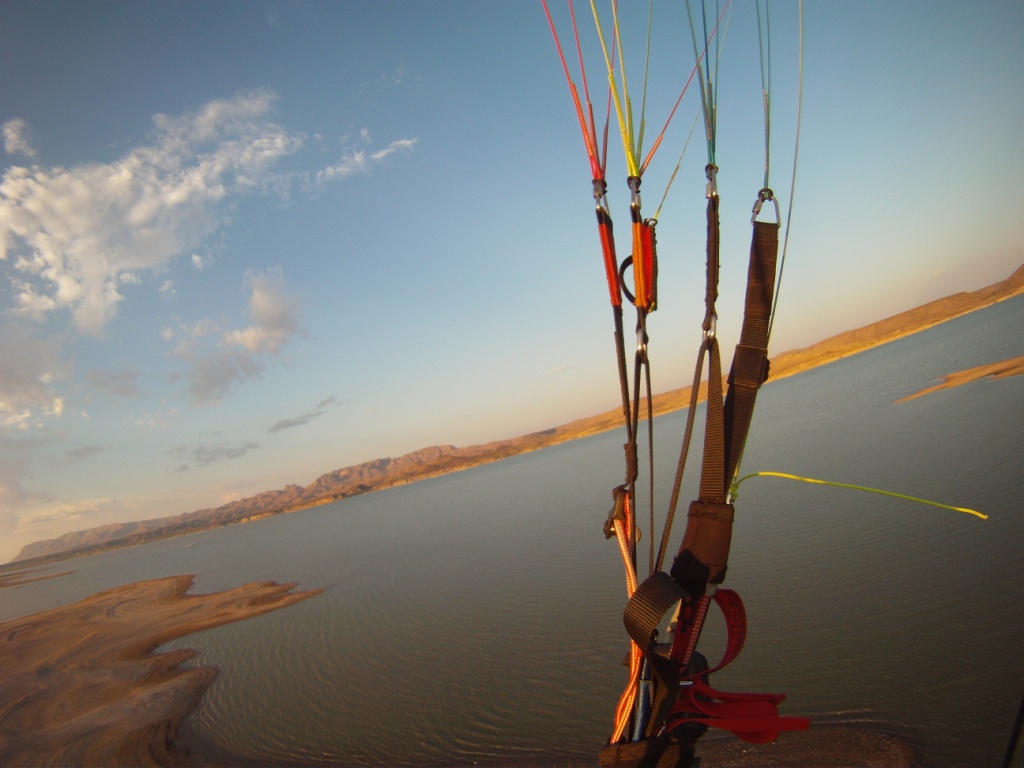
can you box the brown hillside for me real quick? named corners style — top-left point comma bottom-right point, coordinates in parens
top-left (8, 263), bottom-right (1023, 567)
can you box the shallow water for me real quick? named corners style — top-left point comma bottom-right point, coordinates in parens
top-left (5, 296), bottom-right (1022, 767)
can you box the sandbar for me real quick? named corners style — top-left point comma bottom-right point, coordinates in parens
top-left (897, 354), bottom-right (1024, 402)
top-left (0, 573), bottom-right (320, 767)
top-left (1, 574), bottom-right (915, 767)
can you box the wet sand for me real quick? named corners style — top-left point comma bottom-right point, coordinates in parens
top-left (0, 573), bottom-right (914, 767)
top-left (698, 725), bottom-right (915, 767)
top-left (0, 574), bottom-right (320, 767)
top-left (897, 354), bottom-right (1024, 402)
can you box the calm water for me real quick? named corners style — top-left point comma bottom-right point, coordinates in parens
top-left (4, 297), bottom-right (1022, 767)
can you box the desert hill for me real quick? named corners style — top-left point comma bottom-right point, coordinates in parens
top-left (8, 263), bottom-right (1023, 567)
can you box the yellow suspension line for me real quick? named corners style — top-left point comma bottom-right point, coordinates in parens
top-left (590, 0), bottom-right (639, 178)
top-left (732, 471), bottom-right (988, 520)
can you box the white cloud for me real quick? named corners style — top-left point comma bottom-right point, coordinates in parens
top-left (185, 347), bottom-right (264, 404)
top-left (172, 268), bottom-right (302, 404)
top-left (2, 118), bottom-right (36, 158)
top-left (314, 137), bottom-right (416, 186)
top-left (1, 91), bottom-right (301, 335)
top-left (371, 138), bottom-right (417, 162)
top-left (224, 268), bottom-right (299, 354)
top-left (1, 92), bottom-right (413, 339)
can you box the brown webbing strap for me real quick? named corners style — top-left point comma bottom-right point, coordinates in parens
top-left (723, 220), bottom-right (779, 485)
top-left (697, 193), bottom-right (727, 505)
top-left (702, 194), bottom-right (720, 332)
top-left (622, 571), bottom-right (688, 737)
top-left (697, 340), bottom-right (725, 504)
top-left (613, 192), bottom-right (730, 745)
top-left (655, 340), bottom-right (707, 573)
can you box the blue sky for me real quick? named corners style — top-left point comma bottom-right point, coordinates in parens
top-left (1, 1), bottom-right (1021, 562)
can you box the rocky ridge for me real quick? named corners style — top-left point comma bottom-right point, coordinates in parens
top-left (9, 263), bottom-right (1023, 567)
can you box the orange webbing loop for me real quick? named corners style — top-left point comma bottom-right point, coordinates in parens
top-left (596, 206), bottom-right (622, 308)
top-left (605, 487), bottom-right (643, 744)
top-left (627, 213), bottom-right (658, 312)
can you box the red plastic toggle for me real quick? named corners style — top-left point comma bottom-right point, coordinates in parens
top-left (666, 678), bottom-right (811, 743)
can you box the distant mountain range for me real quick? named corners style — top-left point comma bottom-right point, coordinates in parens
top-left (9, 263), bottom-right (1023, 567)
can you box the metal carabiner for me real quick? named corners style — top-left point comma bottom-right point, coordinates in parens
top-left (703, 313), bottom-right (718, 342)
top-left (705, 164), bottom-right (719, 200)
top-left (628, 175), bottom-right (642, 210)
top-left (751, 187), bottom-right (780, 224)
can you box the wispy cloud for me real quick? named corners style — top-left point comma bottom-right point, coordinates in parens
top-left (171, 440), bottom-right (260, 471)
top-left (52, 445), bottom-right (105, 465)
top-left (170, 268), bottom-right (302, 404)
top-left (86, 369), bottom-right (141, 397)
top-left (267, 395), bottom-right (337, 433)
top-left (1, 91), bottom-right (415, 338)
top-left (0, 437), bottom-right (44, 511)
top-left (2, 118), bottom-right (36, 158)
top-left (0, 322), bottom-right (68, 429)
top-left (313, 137), bottom-right (416, 186)
top-left (185, 348), bottom-right (264, 406)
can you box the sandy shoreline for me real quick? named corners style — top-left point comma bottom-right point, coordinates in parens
top-left (896, 354), bottom-right (1024, 402)
top-left (0, 573), bottom-right (320, 767)
top-left (0, 572), bottom-right (917, 768)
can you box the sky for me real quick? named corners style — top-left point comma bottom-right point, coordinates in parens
top-left (1, 1), bottom-right (1021, 563)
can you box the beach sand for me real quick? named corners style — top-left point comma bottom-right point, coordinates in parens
top-left (698, 726), bottom-right (915, 767)
top-left (0, 573), bottom-right (320, 767)
top-left (1, 572), bottom-right (915, 767)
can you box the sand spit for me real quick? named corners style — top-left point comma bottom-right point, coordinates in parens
top-left (698, 724), bottom-right (915, 767)
top-left (0, 567), bottom-right (74, 588)
top-left (0, 574), bottom-right (321, 767)
top-left (897, 354), bottom-right (1024, 403)
top-left (0, 574), bottom-right (916, 768)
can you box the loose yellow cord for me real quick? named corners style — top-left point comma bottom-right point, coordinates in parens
top-left (732, 471), bottom-right (988, 520)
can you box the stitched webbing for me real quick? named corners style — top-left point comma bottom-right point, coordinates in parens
top-left (724, 220), bottom-right (779, 484)
top-left (622, 572), bottom-right (687, 736)
top-left (698, 194), bottom-right (726, 504)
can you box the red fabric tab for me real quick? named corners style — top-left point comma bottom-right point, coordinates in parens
top-left (706, 588), bottom-right (746, 674)
top-left (670, 588), bottom-right (747, 675)
top-left (666, 679), bottom-right (811, 744)
top-left (665, 589), bottom-right (809, 743)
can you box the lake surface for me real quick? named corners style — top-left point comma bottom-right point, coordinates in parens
top-left (4, 297), bottom-right (1022, 768)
